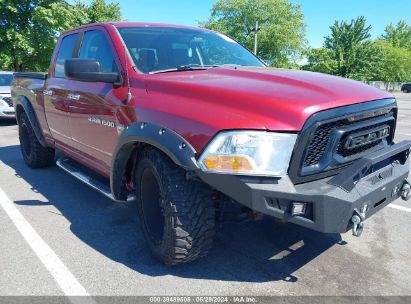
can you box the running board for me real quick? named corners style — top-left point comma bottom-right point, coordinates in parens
top-left (56, 157), bottom-right (133, 203)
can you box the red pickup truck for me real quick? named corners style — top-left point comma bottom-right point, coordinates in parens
top-left (12, 22), bottom-right (411, 265)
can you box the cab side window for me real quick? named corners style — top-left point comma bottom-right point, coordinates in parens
top-left (54, 33), bottom-right (79, 78)
top-left (79, 30), bottom-right (118, 73)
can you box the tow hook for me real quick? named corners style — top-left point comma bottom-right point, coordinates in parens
top-left (401, 181), bottom-right (411, 201)
top-left (351, 205), bottom-right (367, 237)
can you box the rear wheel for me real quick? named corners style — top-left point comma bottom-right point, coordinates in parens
top-left (18, 112), bottom-right (55, 168)
top-left (135, 147), bottom-right (216, 265)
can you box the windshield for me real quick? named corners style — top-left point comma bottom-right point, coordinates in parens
top-left (117, 27), bottom-right (264, 74)
top-left (0, 74), bottom-right (13, 86)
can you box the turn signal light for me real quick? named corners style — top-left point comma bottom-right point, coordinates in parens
top-left (203, 155), bottom-right (252, 172)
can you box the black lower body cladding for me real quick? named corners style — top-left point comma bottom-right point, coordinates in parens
top-left (197, 141), bottom-right (411, 234)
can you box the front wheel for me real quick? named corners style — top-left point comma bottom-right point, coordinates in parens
top-left (135, 147), bottom-right (216, 265)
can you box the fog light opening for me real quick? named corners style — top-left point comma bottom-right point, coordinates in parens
top-left (291, 202), bottom-right (307, 216)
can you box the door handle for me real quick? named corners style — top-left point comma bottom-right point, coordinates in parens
top-left (43, 89), bottom-right (53, 96)
top-left (67, 93), bottom-right (80, 101)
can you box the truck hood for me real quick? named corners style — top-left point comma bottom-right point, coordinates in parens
top-left (144, 67), bottom-right (392, 132)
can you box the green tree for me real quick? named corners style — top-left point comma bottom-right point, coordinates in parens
top-left (302, 48), bottom-right (337, 75)
top-left (381, 20), bottom-right (411, 51)
top-left (74, 0), bottom-right (121, 24)
top-left (0, 0), bottom-right (121, 72)
top-left (304, 17), bottom-right (382, 81)
top-left (0, 0), bottom-right (76, 71)
top-left (375, 40), bottom-right (411, 82)
top-left (324, 16), bottom-right (381, 80)
top-left (199, 0), bottom-right (306, 67)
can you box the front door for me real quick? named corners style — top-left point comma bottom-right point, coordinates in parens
top-left (67, 28), bottom-right (124, 176)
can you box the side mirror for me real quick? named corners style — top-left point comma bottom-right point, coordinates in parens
top-left (64, 58), bottom-right (120, 84)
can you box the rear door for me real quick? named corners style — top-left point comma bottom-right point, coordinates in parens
top-left (67, 27), bottom-right (125, 175)
top-left (44, 33), bottom-right (80, 148)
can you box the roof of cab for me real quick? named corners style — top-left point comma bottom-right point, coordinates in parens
top-left (62, 21), bottom-right (208, 34)
top-left (111, 22), bottom-right (203, 30)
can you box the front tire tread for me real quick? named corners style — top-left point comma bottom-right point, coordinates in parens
top-left (136, 147), bottom-right (216, 266)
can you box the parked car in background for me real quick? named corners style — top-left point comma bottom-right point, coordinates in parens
top-left (402, 83), bottom-right (411, 93)
top-left (0, 71), bottom-right (15, 119)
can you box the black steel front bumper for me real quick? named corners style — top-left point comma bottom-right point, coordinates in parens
top-left (197, 141), bottom-right (411, 234)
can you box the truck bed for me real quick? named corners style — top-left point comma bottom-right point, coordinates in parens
top-left (12, 72), bottom-right (51, 145)
top-left (13, 72), bottom-right (47, 80)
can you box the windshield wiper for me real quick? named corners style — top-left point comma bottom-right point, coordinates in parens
top-left (150, 64), bottom-right (219, 74)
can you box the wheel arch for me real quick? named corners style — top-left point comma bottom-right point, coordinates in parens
top-left (15, 95), bottom-right (47, 147)
top-left (110, 122), bottom-right (199, 201)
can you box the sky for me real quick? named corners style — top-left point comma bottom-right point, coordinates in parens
top-left (75, 0), bottom-right (411, 48)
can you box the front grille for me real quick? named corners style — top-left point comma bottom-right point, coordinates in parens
top-left (303, 120), bottom-right (347, 167)
top-left (303, 113), bottom-right (394, 169)
top-left (2, 97), bottom-right (13, 107)
top-left (335, 122), bottom-right (388, 157)
top-left (288, 99), bottom-right (398, 184)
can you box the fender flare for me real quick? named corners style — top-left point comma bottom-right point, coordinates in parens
top-left (15, 95), bottom-right (47, 147)
top-left (110, 122), bottom-right (199, 200)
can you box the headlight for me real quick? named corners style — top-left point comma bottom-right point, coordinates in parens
top-left (198, 131), bottom-right (297, 176)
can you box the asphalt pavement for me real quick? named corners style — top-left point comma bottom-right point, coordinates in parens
top-left (0, 93), bottom-right (411, 297)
